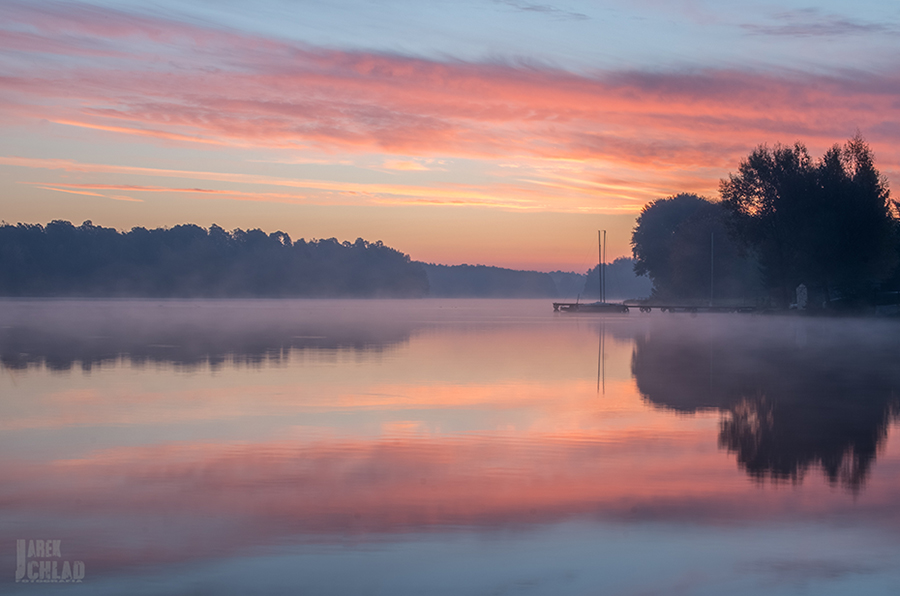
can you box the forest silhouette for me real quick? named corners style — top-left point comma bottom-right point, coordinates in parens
top-left (0, 220), bottom-right (429, 297)
top-left (0, 220), bottom-right (648, 298)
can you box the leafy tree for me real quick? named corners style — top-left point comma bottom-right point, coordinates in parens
top-left (720, 135), bottom-right (896, 307)
top-left (631, 193), bottom-right (759, 301)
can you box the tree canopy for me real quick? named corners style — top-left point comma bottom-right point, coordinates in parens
top-left (0, 220), bottom-right (429, 297)
top-left (631, 193), bottom-right (759, 301)
top-left (720, 135), bottom-right (897, 307)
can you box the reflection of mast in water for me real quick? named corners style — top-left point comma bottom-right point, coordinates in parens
top-left (597, 321), bottom-right (606, 395)
top-left (0, 359), bottom-right (18, 387)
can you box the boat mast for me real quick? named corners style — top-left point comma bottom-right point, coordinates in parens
top-left (597, 230), bottom-right (603, 303)
top-left (709, 231), bottom-right (714, 307)
top-left (597, 230), bottom-right (607, 303)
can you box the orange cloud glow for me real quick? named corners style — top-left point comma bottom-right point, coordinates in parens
top-left (3, 3), bottom-right (899, 215)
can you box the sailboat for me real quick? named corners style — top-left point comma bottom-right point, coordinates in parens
top-left (553, 230), bottom-right (630, 313)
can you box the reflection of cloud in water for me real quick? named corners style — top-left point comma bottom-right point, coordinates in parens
top-left (6, 433), bottom-right (900, 575)
top-left (0, 300), bottom-right (416, 370)
top-left (632, 316), bottom-right (900, 490)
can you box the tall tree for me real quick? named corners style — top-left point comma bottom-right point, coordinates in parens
top-left (632, 193), bottom-right (712, 297)
top-left (631, 193), bottom-right (758, 301)
top-left (720, 135), bottom-right (896, 307)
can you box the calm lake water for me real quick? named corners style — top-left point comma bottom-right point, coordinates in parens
top-left (3, 299), bottom-right (900, 595)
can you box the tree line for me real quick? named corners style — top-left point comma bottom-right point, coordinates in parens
top-left (581, 257), bottom-right (653, 300)
top-left (631, 135), bottom-right (899, 310)
top-left (0, 219), bottom-right (655, 299)
top-left (422, 263), bottom-right (558, 297)
top-left (0, 220), bottom-right (429, 297)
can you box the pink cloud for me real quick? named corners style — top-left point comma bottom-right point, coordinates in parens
top-left (2, 2), bottom-right (900, 208)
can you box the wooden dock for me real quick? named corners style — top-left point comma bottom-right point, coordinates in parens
top-left (553, 302), bottom-right (630, 313)
top-left (553, 302), bottom-right (757, 314)
top-left (631, 304), bottom-right (758, 314)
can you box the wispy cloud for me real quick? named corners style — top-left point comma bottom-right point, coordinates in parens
top-left (36, 186), bottom-right (108, 198)
top-left (494, 0), bottom-right (589, 21)
top-left (50, 119), bottom-right (231, 146)
top-left (742, 9), bottom-right (895, 37)
top-left (380, 159), bottom-right (436, 172)
top-left (36, 185), bottom-right (143, 202)
top-left (13, 163), bottom-right (549, 210)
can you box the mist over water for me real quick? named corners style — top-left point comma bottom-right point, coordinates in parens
top-left (3, 299), bottom-right (900, 595)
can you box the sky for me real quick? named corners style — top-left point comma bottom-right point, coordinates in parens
top-left (2, 1), bottom-right (900, 271)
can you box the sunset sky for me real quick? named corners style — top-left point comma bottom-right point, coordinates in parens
top-left (2, 1), bottom-right (899, 271)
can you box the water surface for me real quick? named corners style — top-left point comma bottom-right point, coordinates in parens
top-left (2, 299), bottom-right (900, 595)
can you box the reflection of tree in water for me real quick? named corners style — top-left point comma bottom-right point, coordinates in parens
top-left (0, 301), bottom-right (414, 370)
top-left (632, 318), bottom-right (900, 490)
top-left (0, 325), bottom-right (412, 371)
